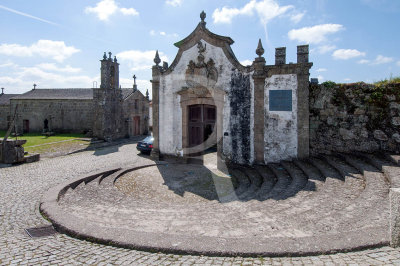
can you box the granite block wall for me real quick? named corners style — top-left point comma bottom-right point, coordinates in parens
top-left (310, 82), bottom-right (400, 154)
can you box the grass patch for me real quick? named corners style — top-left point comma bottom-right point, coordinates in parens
top-left (374, 75), bottom-right (400, 86)
top-left (0, 131), bottom-right (86, 147)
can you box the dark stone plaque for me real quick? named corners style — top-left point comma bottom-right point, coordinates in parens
top-left (269, 90), bottom-right (292, 111)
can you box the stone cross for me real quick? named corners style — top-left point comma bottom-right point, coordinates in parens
top-left (108, 52), bottom-right (112, 60)
top-left (33, 84), bottom-right (37, 90)
top-left (133, 75), bottom-right (136, 85)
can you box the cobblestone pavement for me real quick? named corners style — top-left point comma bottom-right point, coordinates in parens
top-left (2, 141), bottom-right (400, 265)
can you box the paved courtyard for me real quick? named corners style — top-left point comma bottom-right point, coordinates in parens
top-left (2, 140), bottom-right (400, 265)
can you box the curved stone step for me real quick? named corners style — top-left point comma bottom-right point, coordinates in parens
top-left (309, 154), bottom-right (390, 233)
top-left (293, 159), bottom-right (326, 183)
top-left (237, 167), bottom-right (263, 200)
top-left (309, 157), bottom-right (344, 182)
top-left (280, 161), bottom-right (309, 198)
top-left (386, 153), bottom-right (400, 166)
top-left (265, 163), bottom-right (292, 200)
top-left (355, 152), bottom-right (399, 187)
top-left (322, 155), bottom-right (361, 181)
top-left (254, 165), bottom-right (277, 200)
top-left (228, 167), bottom-right (250, 197)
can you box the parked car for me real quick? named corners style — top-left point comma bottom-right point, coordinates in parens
top-left (136, 136), bottom-right (154, 154)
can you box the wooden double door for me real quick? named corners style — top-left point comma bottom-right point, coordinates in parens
top-left (188, 104), bottom-right (216, 148)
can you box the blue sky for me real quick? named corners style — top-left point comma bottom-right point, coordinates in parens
top-left (1, 0), bottom-right (400, 96)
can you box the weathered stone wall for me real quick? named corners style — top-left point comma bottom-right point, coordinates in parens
top-left (264, 74), bottom-right (298, 163)
top-left (9, 99), bottom-right (93, 133)
top-left (0, 105), bottom-right (10, 131)
top-left (310, 82), bottom-right (400, 154)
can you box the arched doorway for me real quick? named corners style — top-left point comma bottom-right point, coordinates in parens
top-left (188, 104), bottom-right (216, 149)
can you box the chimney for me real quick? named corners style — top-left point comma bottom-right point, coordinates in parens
top-left (275, 47), bottom-right (286, 65)
top-left (1, 87), bottom-right (4, 95)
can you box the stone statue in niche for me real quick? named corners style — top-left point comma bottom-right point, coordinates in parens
top-left (184, 41), bottom-right (218, 96)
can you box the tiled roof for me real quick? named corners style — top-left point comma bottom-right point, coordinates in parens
top-left (11, 89), bottom-right (93, 100)
top-left (0, 94), bottom-right (19, 105)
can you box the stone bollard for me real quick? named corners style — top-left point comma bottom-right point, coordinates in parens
top-left (390, 188), bottom-right (400, 247)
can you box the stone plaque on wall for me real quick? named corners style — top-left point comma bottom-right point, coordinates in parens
top-left (269, 90), bottom-right (292, 111)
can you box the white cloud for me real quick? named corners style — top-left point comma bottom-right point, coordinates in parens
top-left (370, 55), bottom-right (393, 65)
top-left (149, 30), bottom-right (178, 38)
top-left (36, 63), bottom-right (81, 73)
top-left (316, 68), bottom-right (327, 72)
top-left (358, 59), bottom-right (370, 64)
top-left (290, 12), bottom-right (305, 24)
top-left (0, 40), bottom-right (80, 62)
top-left (120, 7), bottom-right (139, 16)
top-left (313, 45), bottom-right (336, 54)
top-left (0, 66), bottom-right (97, 93)
top-left (332, 49), bottom-right (365, 60)
top-left (116, 50), bottom-right (169, 71)
top-left (288, 24), bottom-right (344, 44)
top-left (240, 59), bottom-right (253, 66)
top-left (358, 55), bottom-right (394, 65)
top-left (120, 77), bottom-right (151, 97)
top-left (166, 0), bottom-right (183, 7)
top-left (85, 0), bottom-right (138, 21)
top-left (317, 75), bottom-right (324, 81)
top-left (344, 78), bottom-right (351, 81)
top-left (212, 0), bottom-right (293, 25)
top-left (397, 61), bottom-right (400, 66)
top-left (0, 61), bottom-right (18, 68)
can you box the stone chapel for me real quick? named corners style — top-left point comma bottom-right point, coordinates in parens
top-left (151, 11), bottom-right (312, 165)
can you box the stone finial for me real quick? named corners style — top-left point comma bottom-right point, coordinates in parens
top-left (133, 74), bottom-right (136, 85)
top-left (154, 50), bottom-right (161, 66)
top-left (108, 52), bottom-right (112, 60)
top-left (200, 11), bottom-right (206, 26)
top-left (33, 84), bottom-right (37, 90)
top-left (114, 56), bottom-right (117, 63)
top-left (103, 52), bottom-right (107, 60)
top-left (1, 88), bottom-right (4, 95)
top-left (146, 89), bottom-right (149, 100)
top-left (256, 39), bottom-right (264, 58)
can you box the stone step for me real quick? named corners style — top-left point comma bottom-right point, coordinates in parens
top-left (228, 167), bottom-right (250, 197)
top-left (280, 161), bottom-right (309, 198)
top-left (237, 167), bottom-right (263, 200)
top-left (265, 163), bottom-right (292, 200)
top-left (322, 155), bottom-right (362, 182)
top-left (309, 157), bottom-right (344, 182)
top-left (293, 159), bottom-right (326, 183)
top-left (386, 153), bottom-right (400, 166)
top-left (254, 165), bottom-right (277, 200)
top-left (309, 154), bottom-right (390, 233)
top-left (355, 152), bottom-right (399, 187)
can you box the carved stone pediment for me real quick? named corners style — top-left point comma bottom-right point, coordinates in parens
top-left (185, 41), bottom-right (218, 91)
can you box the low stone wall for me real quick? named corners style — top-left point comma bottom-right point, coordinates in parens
top-left (310, 82), bottom-right (400, 154)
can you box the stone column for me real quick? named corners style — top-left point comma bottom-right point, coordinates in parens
top-left (150, 52), bottom-right (161, 160)
top-left (252, 39), bottom-right (267, 164)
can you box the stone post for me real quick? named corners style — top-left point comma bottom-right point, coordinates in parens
top-left (391, 188), bottom-right (400, 247)
top-left (252, 39), bottom-right (267, 164)
top-left (296, 45), bottom-right (311, 159)
top-left (275, 47), bottom-right (286, 65)
top-left (150, 51), bottom-right (161, 160)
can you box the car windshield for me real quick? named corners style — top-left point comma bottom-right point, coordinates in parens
top-left (142, 136), bottom-right (154, 143)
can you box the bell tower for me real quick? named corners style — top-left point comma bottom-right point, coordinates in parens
top-left (100, 52), bottom-right (119, 89)
top-left (93, 52), bottom-right (125, 141)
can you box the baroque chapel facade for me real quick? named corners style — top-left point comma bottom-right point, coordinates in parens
top-left (151, 12), bottom-right (312, 165)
